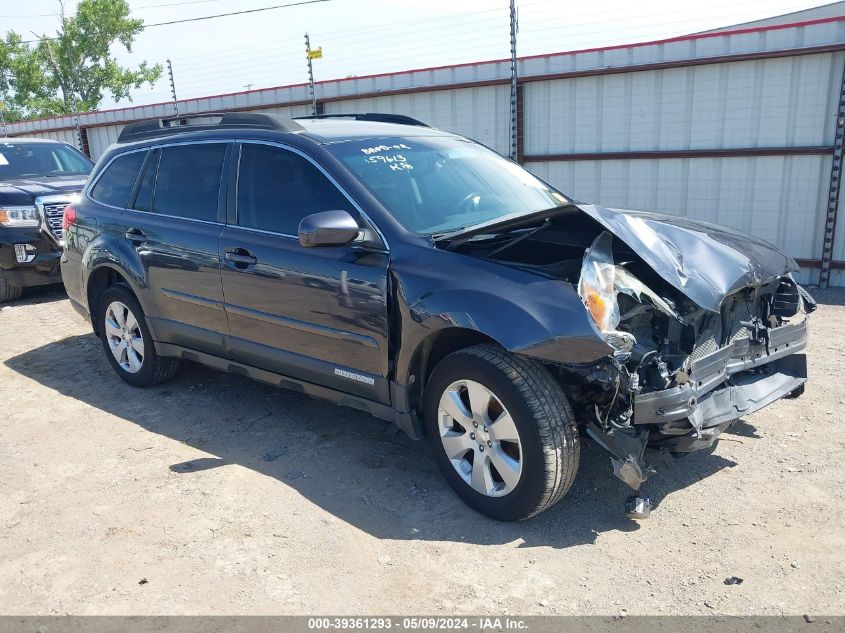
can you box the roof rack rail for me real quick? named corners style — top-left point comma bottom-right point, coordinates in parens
top-left (117, 112), bottom-right (303, 143)
top-left (293, 113), bottom-right (430, 127)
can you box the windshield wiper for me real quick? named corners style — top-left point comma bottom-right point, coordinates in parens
top-left (484, 217), bottom-right (552, 258)
top-left (434, 205), bottom-right (573, 251)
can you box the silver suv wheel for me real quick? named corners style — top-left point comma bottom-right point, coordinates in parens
top-left (104, 300), bottom-right (144, 373)
top-left (437, 379), bottom-right (523, 497)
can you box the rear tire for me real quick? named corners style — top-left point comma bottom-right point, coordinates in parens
top-left (97, 283), bottom-right (179, 387)
top-left (424, 344), bottom-right (579, 521)
top-left (0, 270), bottom-right (23, 304)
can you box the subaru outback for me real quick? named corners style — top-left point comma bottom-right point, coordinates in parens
top-left (61, 112), bottom-right (813, 520)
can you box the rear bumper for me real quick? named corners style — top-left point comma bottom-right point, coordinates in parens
top-left (634, 319), bottom-right (808, 431)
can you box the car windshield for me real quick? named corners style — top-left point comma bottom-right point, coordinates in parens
top-left (328, 136), bottom-right (569, 235)
top-left (0, 142), bottom-right (93, 179)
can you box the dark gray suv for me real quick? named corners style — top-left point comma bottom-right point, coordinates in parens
top-left (60, 112), bottom-right (813, 520)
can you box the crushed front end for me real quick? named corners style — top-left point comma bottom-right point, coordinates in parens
top-left (569, 232), bottom-right (813, 490)
top-left (441, 202), bottom-right (815, 496)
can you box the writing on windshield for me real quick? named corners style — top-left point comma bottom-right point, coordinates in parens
top-left (330, 136), bottom-right (568, 235)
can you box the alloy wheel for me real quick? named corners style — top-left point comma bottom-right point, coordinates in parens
top-left (437, 379), bottom-right (523, 497)
top-left (104, 301), bottom-right (144, 374)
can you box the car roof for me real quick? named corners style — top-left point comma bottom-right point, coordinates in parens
top-left (111, 113), bottom-right (457, 150)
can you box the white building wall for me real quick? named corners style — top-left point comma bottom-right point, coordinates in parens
top-left (251, 104), bottom-right (312, 119)
top-left (527, 154), bottom-right (830, 285)
top-left (524, 53), bottom-right (842, 155)
top-left (86, 125), bottom-right (125, 160)
top-left (523, 52), bottom-right (845, 285)
top-left (13, 127), bottom-right (80, 147)
top-left (323, 85), bottom-right (512, 156)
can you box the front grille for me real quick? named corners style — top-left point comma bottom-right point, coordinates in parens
top-left (41, 202), bottom-right (70, 243)
top-left (689, 314), bottom-right (722, 362)
top-left (726, 299), bottom-right (756, 343)
top-left (688, 278), bottom-right (793, 364)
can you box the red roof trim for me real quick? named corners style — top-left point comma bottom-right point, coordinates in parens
top-left (10, 14), bottom-right (845, 129)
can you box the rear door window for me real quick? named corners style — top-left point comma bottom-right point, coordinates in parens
top-left (89, 151), bottom-right (146, 208)
top-left (153, 144), bottom-right (227, 222)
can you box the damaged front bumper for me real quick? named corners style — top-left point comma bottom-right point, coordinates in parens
top-left (635, 319), bottom-right (807, 433)
top-left (593, 320), bottom-right (808, 490)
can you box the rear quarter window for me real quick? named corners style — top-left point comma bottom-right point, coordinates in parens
top-left (89, 151), bottom-right (146, 208)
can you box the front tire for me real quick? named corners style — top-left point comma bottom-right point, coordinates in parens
top-left (424, 344), bottom-right (579, 521)
top-left (0, 270), bottom-right (23, 304)
top-left (97, 283), bottom-right (179, 387)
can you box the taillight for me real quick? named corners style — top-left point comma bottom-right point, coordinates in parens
top-left (62, 205), bottom-right (77, 231)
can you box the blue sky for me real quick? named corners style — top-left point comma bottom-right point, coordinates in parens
top-left (0, 0), bottom-right (835, 109)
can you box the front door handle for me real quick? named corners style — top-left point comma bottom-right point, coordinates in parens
top-left (224, 248), bottom-right (257, 268)
top-left (125, 228), bottom-right (147, 244)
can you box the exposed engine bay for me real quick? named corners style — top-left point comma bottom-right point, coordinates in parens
top-left (442, 206), bottom-right (815, 494)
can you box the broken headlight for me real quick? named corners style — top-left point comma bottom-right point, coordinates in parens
top-left (578, 232), bottom-right (619, 332)
top-left (578, 232), bottom-right (635, 353)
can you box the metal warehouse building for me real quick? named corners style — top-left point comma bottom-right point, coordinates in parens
top-left (6, 8), bottom-right (845, 286)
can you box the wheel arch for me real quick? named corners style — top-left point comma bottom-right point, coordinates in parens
top-left (85, 264), bottom-right (147, 336)
top-left (404, 326), bottom-right (501, 418)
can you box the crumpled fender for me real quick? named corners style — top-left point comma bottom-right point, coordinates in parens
top-left (391, 248), bottom-right (613, 383)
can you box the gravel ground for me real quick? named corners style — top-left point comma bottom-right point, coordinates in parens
top-left (1, 285), bottom-right (843, 615)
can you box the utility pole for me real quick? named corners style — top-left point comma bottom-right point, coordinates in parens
top-left (304, 32), bottom-right (319, 116)
top-left (72, 104), bottom-right (83, 152)
top-left (821, 61), bottom-right (845, 288)
top-left (167, 58), bottom-right (179, 117)
top-left (243, 83), bottom-right (254, 91)
top-left (509, 0), bottom-right (519, 162)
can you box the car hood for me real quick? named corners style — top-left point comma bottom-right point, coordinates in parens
top-left (576, 203), bottom-right (798, 312)
top-left (0, 175), bottom-right (88, 205)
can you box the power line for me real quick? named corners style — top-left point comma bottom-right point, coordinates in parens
top-left (20, 0), bottom-right (331, 42)
top-left (1, 0), bottom-right (254, 19)
top-left (143, 0), bottom-right (330, 27)
top-left (133, 0), bottom-right (231, 9)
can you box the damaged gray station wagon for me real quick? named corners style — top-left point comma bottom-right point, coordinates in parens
top-left (61, 112), bottom-right (814, 520)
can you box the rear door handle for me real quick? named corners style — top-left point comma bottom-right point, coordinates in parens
top-left (224, 248), bottom-right (257, 267)
top-left (125, 228), bottom-right (147, 244)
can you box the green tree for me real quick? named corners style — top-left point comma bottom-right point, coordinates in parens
top-left (0, 33), bottom-right (58, 121)
top-left (1, 0), bottom-right (161, 122)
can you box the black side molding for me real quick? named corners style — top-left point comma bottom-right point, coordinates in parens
top-left (154, 342), bottom-right (424, 440)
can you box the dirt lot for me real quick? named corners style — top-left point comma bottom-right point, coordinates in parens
top-left (1, 286), bottom-right (844, 616)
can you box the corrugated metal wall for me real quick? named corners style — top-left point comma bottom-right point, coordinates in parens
top-left (14, 127), bottom-right (79, 147)
top-left (324, 85), bottom-right (512, 155)
top-left (524, 54), bottom-right (842, 153)
top-left (523, 51), bottom-right (845, 285)
top-left (86, 124), bottom-right (124, 159)
top-left (528, 155), bottom-right (830, 278)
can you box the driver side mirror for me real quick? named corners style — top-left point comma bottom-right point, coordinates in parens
top-left (298, 210), bottom-right (361, 248)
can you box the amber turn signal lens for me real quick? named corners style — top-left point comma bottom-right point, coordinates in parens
top-left (583, 286), bottom-right (608, 330)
